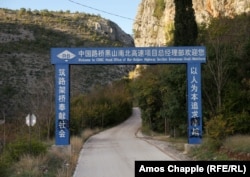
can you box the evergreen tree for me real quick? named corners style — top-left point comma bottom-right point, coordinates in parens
top-left (174, 0), bottom-right (198, 46)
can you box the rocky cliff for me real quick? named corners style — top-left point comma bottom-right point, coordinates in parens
top-left (0, 9), bottom-right (135, 94)
top-left (133, 0), bottom-right (250, 47)
top-left (0, 9), bottom-right (136, 115)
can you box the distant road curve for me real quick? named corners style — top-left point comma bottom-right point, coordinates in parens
top-left (73, 107), bottom-right (179, 177)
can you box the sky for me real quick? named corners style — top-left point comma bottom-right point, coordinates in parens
top-left (0, 0), bottom-right (141, 34)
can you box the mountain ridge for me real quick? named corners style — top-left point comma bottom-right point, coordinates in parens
top-left (0, 8), bottom-right (135, 115)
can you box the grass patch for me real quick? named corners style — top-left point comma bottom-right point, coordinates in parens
top-left (141, 125), bottom-right (250, 160)
top-left (9, 152), bottom-right (68, 177)
top-left (188, 137), bottom-right (231, 160)
top-left (189, 135), bottom-right (250, 160)
top-left (141, 124), bottom-right (187, 152)
top-left (223, 134), bottom-right (250, 153)
top-left (0, 128), bottom-right (100, 177)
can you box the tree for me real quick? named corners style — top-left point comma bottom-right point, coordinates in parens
top-left (174, 0), bottom-right (198, 46)
top-left (201, 15), bottom-right (250, 115)
top-left (0, 84), bottom-right (17, 152)
top-left (200, 15), bottom-right (250, 135)
top-left (131, 66), bottom-right (163, 131)
top-left (24, 75), bottom-right (55, 141)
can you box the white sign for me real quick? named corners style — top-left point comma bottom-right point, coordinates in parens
top-left (26, 114), bottom-right (36, 126)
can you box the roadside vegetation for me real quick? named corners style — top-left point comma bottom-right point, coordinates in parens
top-left (0, 128), bottom-right (98, 177)
top-left (191, 135), bottom-right (250, 160)
top-left (141, 127), bottom-right (250, 161)
top-left (0, 78), bottom-right (132, 176)
top-left (0, 8), bottom-right (133, 176)
top-left (131, 11), bottom-right (250, 161)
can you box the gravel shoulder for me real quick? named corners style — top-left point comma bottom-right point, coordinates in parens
top-left (136, 128), bottom-right (193, 161)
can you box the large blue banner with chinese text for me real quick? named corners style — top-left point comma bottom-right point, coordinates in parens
top-left (51, 46), bottom-right (206, 146)
top-left (51, 47), bottom-right (206, 65)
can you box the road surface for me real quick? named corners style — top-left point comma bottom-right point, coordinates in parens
top-left (73, 107), bottom-right (181, 177)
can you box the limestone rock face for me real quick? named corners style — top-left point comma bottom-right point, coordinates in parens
top-left (89, 18), bottom-right (134, 46)
top-left (133, 0), bottom-right (250, 47)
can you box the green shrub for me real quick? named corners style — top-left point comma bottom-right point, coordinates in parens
top-left (230, 112), bottom-right (250, 134)
top-left (0, 160), bottom-right (9, 177)
top-left (6, 139), bottom-right (47, 161)
top-left (205, 114), bottom-right (234, 142)
top-left (190, 137), bottom-right (230, 160)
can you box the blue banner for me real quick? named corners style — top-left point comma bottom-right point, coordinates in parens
top-left (51, 46), bottom-right (206, 64)
top-left (51, 46), bottom-right (206, 146)
top-left (187, 63), bottom-right (202, 144)
top-left (55, 64), bottom-right (70, 145)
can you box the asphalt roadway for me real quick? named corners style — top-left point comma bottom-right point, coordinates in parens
top-left (73, 107), bottom-right (184, 177)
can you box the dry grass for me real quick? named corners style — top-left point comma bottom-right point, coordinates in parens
top-left (81, 128), bottom-right (100, 141)
top-left (13, 154), bottom-right (48, 176)
top-left (71, 136), bottom-right (83, 155)
top-left (223, 134), bottom-right (250, 153)
top-left (68, 136), bottom-right (83, 177)
top-left (189, 135), bottom-right (250, 160)
top-left (56, 128), bottom-right (100, 177)
top-left (9, 128), bottom-right (100, 177)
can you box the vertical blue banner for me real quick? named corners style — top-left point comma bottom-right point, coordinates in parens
top-left (187, 63), bottom-right (202, 144)
top-left (55, 64), bottom-right (70, 145)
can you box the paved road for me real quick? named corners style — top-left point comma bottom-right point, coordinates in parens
top-left (73, 107), bottom-right (178, 177)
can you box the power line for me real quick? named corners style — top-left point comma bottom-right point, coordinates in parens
top-left (68, 0), bottom-right (135, 21)
top-left (68, 0), bottom-right (166, 28)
